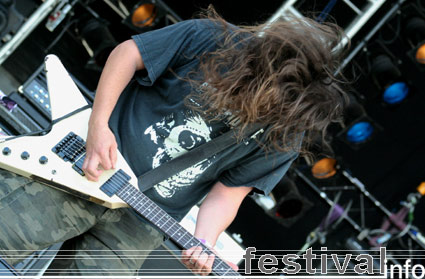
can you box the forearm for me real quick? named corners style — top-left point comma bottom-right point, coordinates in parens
top-left (89, 39), bottom-right (144, 127)
top-left (194, 182), bottom-right (252, 246)
top-left (182, 183), bottom-right (251, 275)
top-left (194, 194), bottom-right (238, 246)
top-left (82, 39), bottom-right (144, 179)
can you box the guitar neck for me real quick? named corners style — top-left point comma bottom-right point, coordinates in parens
top-left (48, 132), bottom-right (237, 276)
top-left (110, 177), bottom-right (240, 277)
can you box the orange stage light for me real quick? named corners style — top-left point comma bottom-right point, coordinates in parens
top-left (311, 158), bottom-right (337, 179)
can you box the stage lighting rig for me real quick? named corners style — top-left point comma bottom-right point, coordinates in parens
top-left (370, 54), bottom-right (410, 105)
top-left (95, 0), bottom-right (180, 34)
top-left (337, 94), bottom-right (379, 148)
top-left (295, 164), bottom-right (425, 250)
top-left (129, 0), bottom-right (164, 29)
top-left (311, 157), bottom-right (337, 179)
top-left (252, 175), bottom-right (313, 228)
top-left (77, 16), bottom-right (118, 71)
top-left (405, 16), bottom-right (425, 65)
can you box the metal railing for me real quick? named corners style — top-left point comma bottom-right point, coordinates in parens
top-left (267, 0), bottom-right (387, 47)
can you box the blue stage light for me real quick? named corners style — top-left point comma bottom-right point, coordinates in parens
top-left (382, 82), bottom-right (409, 104)
top-left (346, 121), bottom-right (374, 143)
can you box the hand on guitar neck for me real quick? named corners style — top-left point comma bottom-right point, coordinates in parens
top-left (182, 245), bottom-right (239, 276)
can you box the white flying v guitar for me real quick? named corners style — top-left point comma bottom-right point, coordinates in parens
top-left (0, 55), bottom-right (241, 277)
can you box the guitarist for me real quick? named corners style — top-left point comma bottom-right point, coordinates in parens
top-left (0, 7), bottom-right (348, 276)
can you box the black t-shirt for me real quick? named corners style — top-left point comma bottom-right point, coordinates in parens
top-left (109, 19), bottom-right (298, 221)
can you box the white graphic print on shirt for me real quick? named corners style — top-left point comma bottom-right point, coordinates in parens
top-left (143, 113), bottom-right (215, 198)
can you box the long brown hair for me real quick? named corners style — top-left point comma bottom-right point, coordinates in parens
top-left (186, 7), bottom-right (350, 155)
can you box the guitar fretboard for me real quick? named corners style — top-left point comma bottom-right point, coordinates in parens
top-left (102, 170), bottom-right (241, 277)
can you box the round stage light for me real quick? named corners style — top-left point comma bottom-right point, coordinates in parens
top-left (79, 18), bottom-right (117, 67)
top-left (346, 121), bottom-right (374, 144)
top-left (382, 82), bottom-right (409, 104)
top-left (416, 44), bottom-right (425, 64)
top-left (311, 158), bottom-right (337, 179)
top-left (417, 182), bottom-right (425, 196)
top-left (371, 55), bottom-right (401, 87)
top-left (131, 3), bottom-right (157, 27)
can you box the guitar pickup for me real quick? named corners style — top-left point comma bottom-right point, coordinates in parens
top-left (100, 169), bottom-right (131, 197)
top-left (72, 154), bottom-right (86, 176)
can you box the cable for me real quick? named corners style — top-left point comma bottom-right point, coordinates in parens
top-left (0, 105), bottom-right (91, 143)
top-left (416, 0), bottom-right (425, 18)
top-left (44, 18), bottom-right (79, 54)
top-left (378, 12), bottom-right (402, 45)
top-left (316, 0), bottom-right (338, 23)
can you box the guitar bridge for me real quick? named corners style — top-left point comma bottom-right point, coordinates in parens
top-left (52, 132), bottom-right (86, 163)
top-left (53, 132), bottom-right (86, 175)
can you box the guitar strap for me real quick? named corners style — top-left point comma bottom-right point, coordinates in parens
top-left (137, 123), bottom-right (265, 192)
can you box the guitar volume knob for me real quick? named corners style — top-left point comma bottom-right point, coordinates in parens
top-left (21, 151), bottom-right (30, 160)
top-left (2, 147), bottom-right (11, 155)
top-left (39, 156), bottom-right (48, 165)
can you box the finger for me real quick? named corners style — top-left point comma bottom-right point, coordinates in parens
top-left (84, 167), bottom-right (102, 181)
top-left (227, 260), bottom-right (239, 271)
top-left (194, 252), bottom-right (209, 273)
top-left (99, 150), bottom-right (112, 170)
top-left (82, 155), bottom-right (89, 170)
top-left (83, 168), bottom-right (99, 182)
top-left (190, 246), bottom-right (203, 263)
top-left (83, 155), bottom-right (103, 181)
top-left (109, 145), bottom-right (117, 169)
top-left (181, 247), bottom-right (196, 265)
top-left (200, 254), bottom-right (215, 276)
